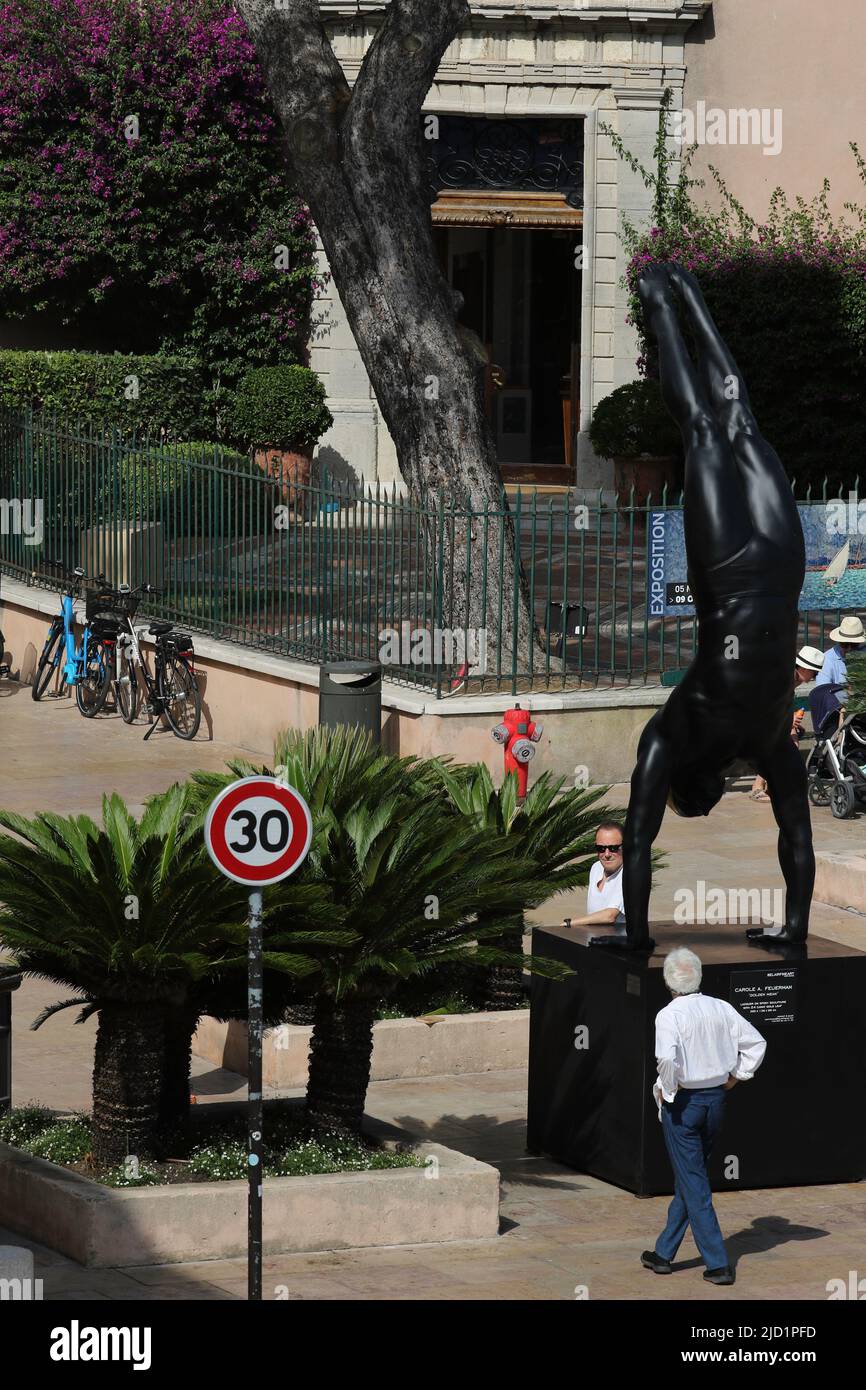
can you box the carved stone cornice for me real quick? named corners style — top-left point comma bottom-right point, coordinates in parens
top-left (431, 189), bottom-right (584, 227)
top-left (318, 2), bottom-right (710, 20)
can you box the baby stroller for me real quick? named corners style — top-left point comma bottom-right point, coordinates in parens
top-left (806, 682), bottom-right (866, 818)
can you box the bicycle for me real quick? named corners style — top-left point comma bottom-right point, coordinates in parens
top-left (97, 583), bottom-right (201, 741)
top-left (31, 563), bottom-right (116, 717)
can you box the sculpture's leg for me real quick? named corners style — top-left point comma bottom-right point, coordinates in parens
top-left (747, 738), bottom-right (814, 945)
top-left (667, 265), bottom-right (803, 556)
top-left (638, 269), bottom-right (752, 569)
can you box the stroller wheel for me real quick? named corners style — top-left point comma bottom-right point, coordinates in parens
top-left (808, 779), bottom-right (830, 808)
top-left (831, 781), bottom-right (856, 819)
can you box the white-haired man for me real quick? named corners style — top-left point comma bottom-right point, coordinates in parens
top-left (641, 947), bottom-right (766, 1286)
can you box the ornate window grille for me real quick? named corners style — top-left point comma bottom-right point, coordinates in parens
top-left (425, 116), bottom-right (585, 210)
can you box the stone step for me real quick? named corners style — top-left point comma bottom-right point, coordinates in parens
top-left (814, 852), bottom-right (866, 915)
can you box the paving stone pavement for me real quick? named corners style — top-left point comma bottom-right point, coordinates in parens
top-left (1, 680), bottom-right (865, 1299)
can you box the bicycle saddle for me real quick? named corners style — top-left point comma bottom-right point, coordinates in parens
top-left (148, 622), bottom-right (174, 637)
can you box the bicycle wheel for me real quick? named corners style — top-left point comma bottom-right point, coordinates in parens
top-left (32, 622), bottom-right (64, 701)
top-left (116, 655), bottom-right (140, 724)
top-left (75, 642), bottom-right (111, 718)
top-left (159, 654), bottom-right (201, 740)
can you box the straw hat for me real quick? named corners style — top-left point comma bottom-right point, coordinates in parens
top-left (829, 616), bottom-right (866, 645)
top-left (796, 646), bottom-right (825, 673)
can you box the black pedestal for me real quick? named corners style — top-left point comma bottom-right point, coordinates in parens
top-left (527, 924), bottom-right (866, 1196)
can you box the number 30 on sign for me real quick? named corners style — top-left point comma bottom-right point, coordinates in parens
top-left (204, 777), bottom-right (313, 886)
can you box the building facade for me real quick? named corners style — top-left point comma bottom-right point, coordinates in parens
top-left (684, 0), bottom-right (865, 222)
top-left (311, 0), bottom-right (711, 493)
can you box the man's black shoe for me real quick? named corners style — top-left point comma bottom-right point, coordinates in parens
top-left (641, 1250), bottom-right (672, 1274)
top-left (703, 1266), bottom-right (735, 1285)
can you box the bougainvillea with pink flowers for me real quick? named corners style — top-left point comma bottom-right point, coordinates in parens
top-left (0, 0), bottom-right (322, 430)
top-left (601, 90), bottom-right (866, 487)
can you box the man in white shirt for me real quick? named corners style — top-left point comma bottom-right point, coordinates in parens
top-left (562, 820), bottom-right (626, 930)
top-left (641, 947), bottom-right (767, 1286)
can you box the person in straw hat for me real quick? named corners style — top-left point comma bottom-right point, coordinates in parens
top-left (808, 616), bottom-right (866, 738)
top-left (815, 616), bottom-right (866, 696)
top-left (750, 646), bottom-right (825, 801)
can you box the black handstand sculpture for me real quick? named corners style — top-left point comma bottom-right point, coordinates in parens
top-left (590, 263), bottom-right (814, 953)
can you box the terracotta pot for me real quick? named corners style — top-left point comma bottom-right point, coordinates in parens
top-left (613, 455), bottom-right (679, 508)
top-left (253, 445), bottom-right (313, 509)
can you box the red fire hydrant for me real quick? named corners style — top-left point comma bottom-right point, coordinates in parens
top-left (491, 703), bottom-right (543, 800)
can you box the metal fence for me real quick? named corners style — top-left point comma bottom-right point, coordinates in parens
top-left (0, 409), bottom-right (853, 696)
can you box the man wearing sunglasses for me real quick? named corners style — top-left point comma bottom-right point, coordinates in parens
top-left (562, 820), bottom-right (626, 931)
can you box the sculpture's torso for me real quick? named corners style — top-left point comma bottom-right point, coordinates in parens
top-left (662, 530), bottom-right (805, 770)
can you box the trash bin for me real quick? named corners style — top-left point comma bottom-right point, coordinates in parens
top-left (548, 601), bottom-right (589, 658)
top-left (319, 659), bottom-right (382, 745)
top-left (0, 965), bottom-right (21, 1115)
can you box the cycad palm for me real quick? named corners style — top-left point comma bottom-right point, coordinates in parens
top-left (262, 726), bottom-right (566, 1132)
top-left (0, 786), bottom-right (337, 1165)
top-left (433, 765), bottom-right (608, 1008)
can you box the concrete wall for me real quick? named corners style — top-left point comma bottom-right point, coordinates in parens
top-left (0, 574), bottom-right (666, 783)
top-left (195, 1010), bottom-right (530, 1088)
top-left (684, 0), bottom-right (865, 219)
top-left (0, 1140), bottom-right (499, 1266)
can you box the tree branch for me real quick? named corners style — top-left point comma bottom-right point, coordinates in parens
top-left (235, 0), bottom-right (352, 169)
top-left (346, 0), bottom-right (469, 164)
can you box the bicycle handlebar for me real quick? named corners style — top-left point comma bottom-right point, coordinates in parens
top-left (39, 559), bottom-right (108, 585)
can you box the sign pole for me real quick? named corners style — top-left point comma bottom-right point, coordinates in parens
top-left (204, 776), bottom-right (313, 1305)
top-left (248, 888), bottom-right (264, 1302)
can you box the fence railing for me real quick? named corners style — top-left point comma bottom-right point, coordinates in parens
top-left (0, 409), bottom-right (854, 696)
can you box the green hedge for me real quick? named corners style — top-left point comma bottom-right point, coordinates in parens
top-left (590, 380), bottom-right (683, 462)
top-left (0, 351), bottom-right (206, 438)
top-left (231, 365), bottom-right (333, 452)
top-left (110, 441), bottom-right (280, 538)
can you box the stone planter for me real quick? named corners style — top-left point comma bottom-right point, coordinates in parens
top-left (194, 1008), bottom-right (530, 1090)
top-left (613, 455), bottom-right (679, 508)
top-left (79, 520), bottom-right (164, 589)
top-left (253, 445), bottom-right (312, 509)
top-left (0, 1139), bottom-right (499, 1267)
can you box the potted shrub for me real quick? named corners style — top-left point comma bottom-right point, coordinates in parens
top-left (589, 379), bottom-right (683, 503)
top-left (231, 365), bottom-right (333, 510)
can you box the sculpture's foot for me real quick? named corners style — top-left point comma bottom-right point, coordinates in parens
top-left (665, 261), bottom-right (704, 304)
top-left (745, 926), bottom-right (808, 953)
top-left (588, 934), bottom-right (656, 953)
top-left (636, 264), bottom-right (676, 323)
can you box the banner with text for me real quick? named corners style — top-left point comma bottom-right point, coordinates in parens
top-left (647, 504), bottom-right (866, 618)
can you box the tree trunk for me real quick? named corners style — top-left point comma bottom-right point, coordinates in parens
top-left (305, 994), bottom-right (377, 1135)
top-left (157, 1002), bottom-right (200, 1142)
top-left (236, 0), bottom-right (542, 670)
top-left (91, 1003), bottom-right (165, 1168)
top-left (481, 913), bottom-right (527, 1012)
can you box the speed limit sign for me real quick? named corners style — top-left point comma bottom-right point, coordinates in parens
top-left (203, 774), bottom-right (313, 1304)
top-left (204, 776), bottom-right (313, 886)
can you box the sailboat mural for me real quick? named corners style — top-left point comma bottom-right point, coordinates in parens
top-left (802, 512), bottom-right (866, 611)
top-left (823, 539), bottom-right (850, 588)
top-left (648, 505), bottom-right (866, 618)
